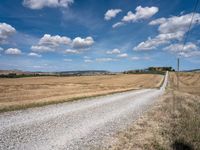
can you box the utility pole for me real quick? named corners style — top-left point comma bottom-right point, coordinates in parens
top-left (177, 58), bottom-right (180, 90)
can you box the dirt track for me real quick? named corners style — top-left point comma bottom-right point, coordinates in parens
top-left (0, 73), bottom-right (168, 150)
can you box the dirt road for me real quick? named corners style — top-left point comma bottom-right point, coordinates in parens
top-left (0, 72), bottom-right (168, 150)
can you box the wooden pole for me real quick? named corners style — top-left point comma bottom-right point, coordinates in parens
top-left (177, 58), bottom-right (180, 89)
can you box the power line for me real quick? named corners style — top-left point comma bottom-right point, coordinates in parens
top-left (181, 0), bottom-right (200, 54)
top-left (176, 0), bottom-right (199, 88)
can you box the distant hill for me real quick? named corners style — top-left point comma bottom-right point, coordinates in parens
top-left (0, 69), bottom-right (112, 78)
top-left (57, 70), bottom-right (111, 76)
top-left (183, 69), bottom-right (200, 72)
top-left (0, 69), bottom-right (24, 75)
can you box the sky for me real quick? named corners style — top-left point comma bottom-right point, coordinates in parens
top-left (0, 0), bottom-right (200, 72)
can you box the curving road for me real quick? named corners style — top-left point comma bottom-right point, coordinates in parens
top-left (0, 72), bottom-right (168, 150)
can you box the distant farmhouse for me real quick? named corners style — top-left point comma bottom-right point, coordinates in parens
top-left (124, 67), bottom-right (175, 74)
top-left (148, 67), bottom-right (175, 72)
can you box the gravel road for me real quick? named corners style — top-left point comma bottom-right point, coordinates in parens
top-left (0, 72), bottom-right (168, 150)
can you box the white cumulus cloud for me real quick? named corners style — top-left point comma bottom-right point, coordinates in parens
top-left (64, 49), bottom-right (79, 54)
top-left (117, 53), bottom-right (128, 58)
top-left (164, 42), bottom-right (200, 57)
top-left (122, 6), bottom-right (158, 22)
top-left (149, 13), bottom-right (200, 34)
top-left (31, 34), bottom-right (72, 53)
top-left (133, 32), bottom-right (184, 50)
top-left (106, 48), bottom-right (121, 54)
top-left (23, 0), bottom-right (74, 9)
top-left (31, 45), bottom-right (54, 53)
top-left (39, 34), bottom-right (71, 47)
top-left (28, 52), bottom-right (42, 57)
top-left (31, 34), bottom-right (94, 54)
top-left (0, 23), bottom-right (16, 44)
top-left (134, 13), bottom-right (200, 51)
top-left (104, 9), bottom-right (122, 20)
top-left (72, 36), bottom-right (94, 49)
top-left (112, 22), bottom-right (125, 28)
top-left (149, 17), bottom-right (166, 25)
top-left (5, 48), bottom-right (22, 55)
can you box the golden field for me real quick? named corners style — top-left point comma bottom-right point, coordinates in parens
top-left (0, 74), bottom-right (163, 112)
top-left (169, 72), bottom-right (200, 96)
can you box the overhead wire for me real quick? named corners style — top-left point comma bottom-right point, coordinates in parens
top-left (181, 0), bottom-right (200, 56)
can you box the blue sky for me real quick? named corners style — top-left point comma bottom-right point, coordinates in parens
top-left (0, 0), bottom-right (200, 72)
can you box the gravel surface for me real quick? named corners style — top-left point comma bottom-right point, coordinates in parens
top-left (0, 72), bottom-right (168, 150)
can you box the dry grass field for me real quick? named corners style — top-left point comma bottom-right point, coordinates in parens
top-left (0, 74), bottom-right (163, 112)
top-left (170, 72), bottom-right (200, 96)
top-left (107, 72), bottom-right (200, 150)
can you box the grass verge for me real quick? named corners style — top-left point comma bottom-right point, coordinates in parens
top-left (106, 72), bottom-right (200, 150)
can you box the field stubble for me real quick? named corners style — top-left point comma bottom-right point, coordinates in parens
top-left (0, 74), bottom-right (163, 112)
